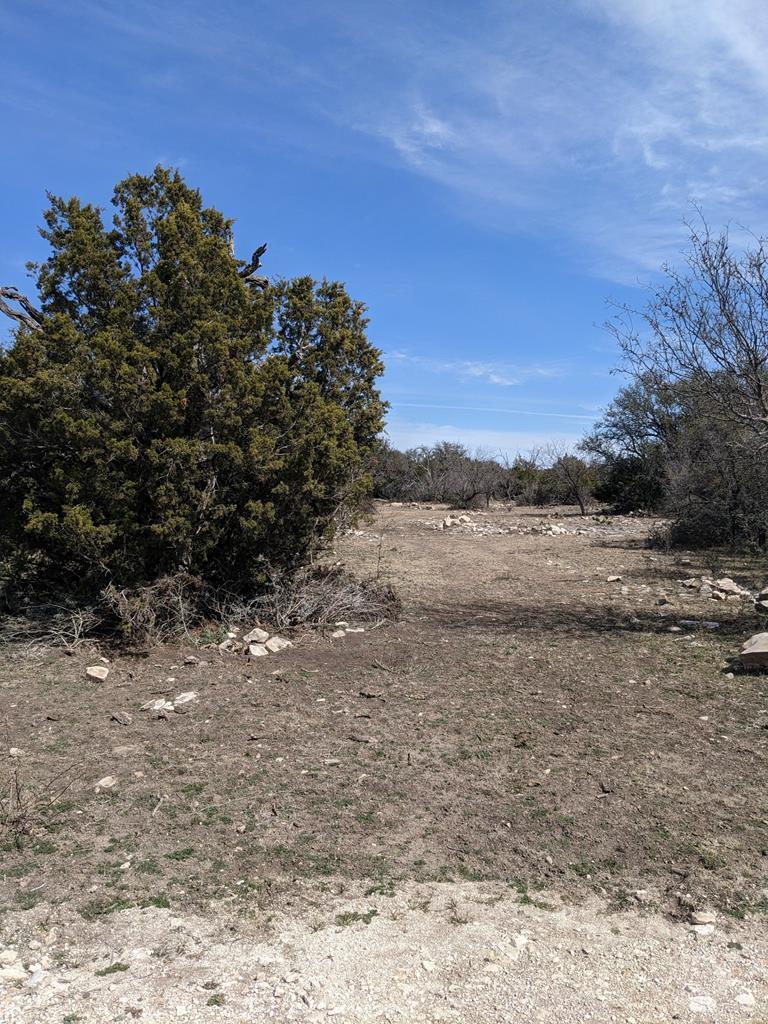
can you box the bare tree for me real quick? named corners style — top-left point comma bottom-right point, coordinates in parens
top-left (544, 443), bottom-right (597, 515)
top-left (608, 220), bottom-right (768, 448)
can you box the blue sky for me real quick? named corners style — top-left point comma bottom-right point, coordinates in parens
top-left (3, 0), bottom-right (768, 456)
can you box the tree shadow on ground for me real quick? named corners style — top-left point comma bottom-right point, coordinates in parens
top-left (418, 597), bottom-right (752, 641)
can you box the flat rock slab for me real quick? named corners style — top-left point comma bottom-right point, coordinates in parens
top-left (740, 632), bottom-right (768, 668)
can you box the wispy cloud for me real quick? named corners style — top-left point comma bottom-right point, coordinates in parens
top-left (10, 1), bottom-right (768, 281)
top-left (330, 1), bottom-right (768, 278)
top-left (389, 351), bottom-right (567, 387)
top-left (391, 401), bottom-right (597, 422)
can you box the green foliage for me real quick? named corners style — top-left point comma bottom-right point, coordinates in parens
top-left (0, 167), bottom-right (384, 602)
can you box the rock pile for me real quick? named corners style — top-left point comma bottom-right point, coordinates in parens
top-left (528, 522), bottom-right (589, 537)
top-left (217, 626), bottom-right (294, 658)
top-left (680, 576), bottom-right (753, 602)
top-left (423, 515), bottom-right (591, 537)
top-left (140, 690), bottom-right (199, 715)
top-left (441, 513), bottom-right (473, 529)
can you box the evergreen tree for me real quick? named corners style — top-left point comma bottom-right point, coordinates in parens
top-left (0, 166), bottom-right (384, 597)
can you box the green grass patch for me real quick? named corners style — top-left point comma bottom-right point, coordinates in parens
top-left (335, 908), bottom-right (378, 927)
top-left (94, 962), bottom-right (129, 977)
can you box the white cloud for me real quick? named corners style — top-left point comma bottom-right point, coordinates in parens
top-left (16, 0), bottom-right (768, 280)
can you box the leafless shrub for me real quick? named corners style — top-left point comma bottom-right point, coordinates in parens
top-left (646, 523), bottom-right (673, 552)
top-left (222, 565), bottom-right (401, 632)
top-left (1, 762), bottom-right (81, 849)
top-left (101, 573), bottom-right (206, 645)
top-left (0, 603), bottom-right (103, 651)
top-left (1, 563), bottom-right (401, 650)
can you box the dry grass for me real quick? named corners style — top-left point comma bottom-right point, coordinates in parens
top-left (0, 603), bottom-right (103, 651)
top-left (101, 573), bottom-right (206, 645)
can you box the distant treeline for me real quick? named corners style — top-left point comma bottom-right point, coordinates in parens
top-left (371, 441), bottom-right (599, 514)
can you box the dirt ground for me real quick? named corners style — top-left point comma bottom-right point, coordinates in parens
top-left (2, 503), bottom-right (768, 1022)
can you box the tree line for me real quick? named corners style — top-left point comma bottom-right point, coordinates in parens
top-left (371, 441), bottom-right (599, 513)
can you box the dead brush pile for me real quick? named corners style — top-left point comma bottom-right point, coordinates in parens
top-left (0, 566), bottom-right (400, 649)
top-left (227, 565), bottom-right (401, 632)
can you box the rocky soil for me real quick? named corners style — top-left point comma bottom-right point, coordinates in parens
top-left (2, 880), bottom-right (767, 1023)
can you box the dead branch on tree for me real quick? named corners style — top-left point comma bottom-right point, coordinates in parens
top-left (238, 243), bottom-right (269, 289)
top-left (0, 286), bottom-right (43, 331)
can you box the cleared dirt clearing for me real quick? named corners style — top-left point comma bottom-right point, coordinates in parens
top-left (1, 504), bottom-right (767, 1020)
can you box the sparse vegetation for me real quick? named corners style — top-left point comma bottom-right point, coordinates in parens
top-left (372, 441), bottom-right (600, 510)
top-left (94, 962), bottom-right (130, 977)
top-left (335, 908), bottom-right (379, 926)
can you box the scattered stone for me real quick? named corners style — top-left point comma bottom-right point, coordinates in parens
top-left (330, 629), bottom-right (346, 639)
top-left (681, 576), bottom-right (752, 602)
top-left (110, 711), bottom-right (132, 726)
top-left (265, 636), bottom-right (293, 653)
top-left (86, 665), bottom-right (110, 681)
top-left (0, 963), bottom-right (28, 982)
top-left (0, 950), bottom-right (19, 966)
top-left (94, 775), bottom-right (118, 791)
top-left (140, 698), bottom-right (174, 713)
top-left (244, 627), bottom-right (270, 645)
top-left (690, 924), bottom-right (715, 939)
top-left (183, 655), bottom-right (199, 665)
top-left (691, 910), bottom-right (716, 925)
top-left (689, 995), bottom-right (716, 1014)
top-left (607, 575), bottom-right (622, 582)
top-left (8, 747), bottom-right (25, 758)
top-left (736, 992), bottom-right (756, 1008)
top-left (740, 632), bottom-right (768, 669)
top-left (173, 691), bottom-right (199, 712)
top-left (249, 644), bottom-right (269, 657)
top-left (714, 577), bottom-right (746, 595)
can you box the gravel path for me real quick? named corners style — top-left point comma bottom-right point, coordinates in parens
top-left (2, 880), bottom-right (766, 1022)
